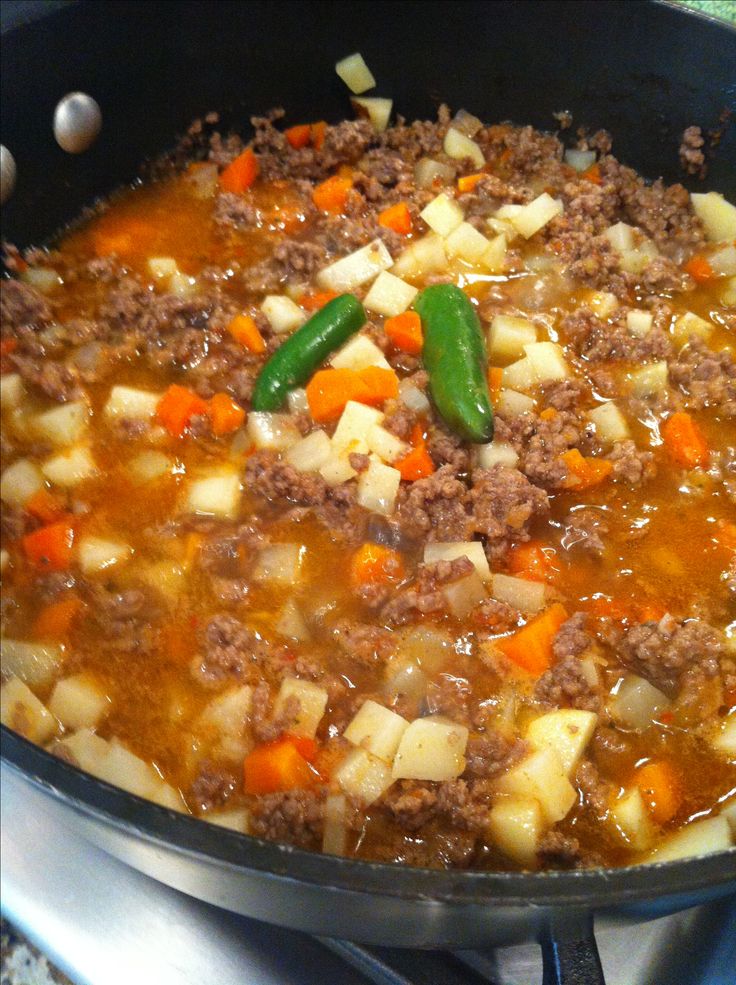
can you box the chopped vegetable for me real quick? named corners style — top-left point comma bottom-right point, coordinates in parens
top-left (310, 121), bottom-right (327, 150)
top-left (243, 736), bottom-right (315, 794)
top-left (351, 97), bottom-right (393, 133)
top-left (510, 193), bottom-right (563, 238)
top-left (260, 295), bottom-right (306, 334)
top-left (507, 540), bottom-right (560, 582)
top-left (497, 602), bottom-right (568, 675)
top-left (424, 540), bottom-right (490, 582)
top-left (384, 310), bottom-right (423, 355)
top-left (299, 291), bottom-right (339, 311)
top-left (22, 521), bottom-right (75, 571)
top-left (25, 488), bottom-right (66, 524)
top-left (377, 202), bottom-right (413, 235)
top-left (228, 314), bottom-right (266, 353)
top-left (363, 270), bottom-right (418, 317)
top-left (635, 760), bottom-right (681, 825)
top-left (284, 124), bottom-right (311, 149)
top-left (335, 52), bottom-right (376, 94)
top-left (185, 468), bottom-right (242, 519)
top-left (318, 239), bottom-right (393, 293)
top-left (396, 424), bottom-right (434, 481)
top-left (306, 368), bottom-right (372, 423)
top-left (356, 458), bottom-right (401, 515)
top-left (77, 535), bottom-right (132, 574)
top-left (457, 172), bottom-right (486, 193)
top-left (156, 385), bottom-right (209, 437)
top-left (561, 449), bottom-right (614, 490)
top-left (32, 594), bottom-right (84, 640)
top-left (358, 365), bottom-right (400, 405)
top-left (420, 192), bottom-right (464, 237)
top-left (349, 543), bottom-right (404, 587)
top-left (313, 174), bottom-right (353, 214)
top-left (392, 718), bottom-right (469, 781)
top-left (208, 393), bottom-right (245, 436)
top-left (662, 412), bottom-right (709, 469)
top-left (443, 128), bottom-right (484, 168)
top-left (219, 148), bottom-right (258, 193)
top-left (690, 192), bottom-right (736, 241)
top-left (684, 255), bottom-right (715, 283)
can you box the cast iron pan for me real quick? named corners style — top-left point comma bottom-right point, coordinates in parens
top-left (2, 3), bottom-right (736, 983)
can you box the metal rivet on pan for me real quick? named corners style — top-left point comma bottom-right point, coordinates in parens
top-left (1, 145), bottom-right (17, 205)
top-left (53, 92), bottom-right (102, 153)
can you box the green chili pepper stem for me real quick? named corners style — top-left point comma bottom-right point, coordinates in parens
top-left (252, 294), bottom-right (366, 411)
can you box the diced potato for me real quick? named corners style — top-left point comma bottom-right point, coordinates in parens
top-left (56, 727), bottom-right (110, 773)
top-left (334, 747), bottom-right (394, 805)
top-left (1, 639), bottom-right (63, 686)
top-left (383, 660), bottom-right (428, 712)
top-left (331, 335), bottom-right (389, 371)
top-left (721, 277), bottom-right (736, 306)
top-left (322, 793), bottom-right (348, 855)
top-left (488, 315), bottom-right (538, 364)
top-left (21, 266), bottom-right (63, 293)
top-left (487, 204), bottom-right (524, 241)
top-left (199, 685), bottom-right (252, 735)
top-left (138, 560), bottom-right (186, 598)
top-left (722, 799), bottom-right (736, 835)
top-left (488, 796), bottom-right (544, 867)
top-left (602, 222), bottom-right (635, 252)
top-left (414, 157), bottom-right (455, 189)
top-left (564, 148), bottom-right (596, 171)
top-left (392, 717), bottom-right (469, 781)
top-left (42, 445), bottom-right (96, 487)
top-left (0, 677), bottom-right (57, 743)
top-left (610, 787), bottom-right (656, 852)
top-left (335, 52), bottom-right (376, 93)
top-left (344, 699), bottom-right (410, 762)
top-left (587, 402), bottom-right (630, 445)
top-left (96, 738), bottom-right (164, 799)
top-left (444, 222), bottom-right (491, 264)
top-left (502, 357), bottom-right (537, 392)
top-left (672, 310), bottom-right (713, 344)
top-left (48, 674), bottom-right (110, 730)
top-left (443, 127), bottom-right (484, 169)
top-left (272, 677), bottom-right (328, 739)
top-left (589, 291), bottom-right (619, 319)
top-left (0, 458), bottom-right (45, 506)
top-left (0, 549), bottom-right (9, 574)
top-left (709, 243), bottom-right (736, 276)
top-left (275, 599), bottom-right (311, 642)
top-left (526, 709), bottom-right (598, 775)
top-left (104, 385), bottom-right (161, 421)
top-left (399, 379), bottom-right (431, 414)
top-left (252, 543), bottom-right (304, 585)
top-left (496, 389), bottom-right (535, 417)
top-left (185, 468), bottom-right (242, 520)
top-left (628, 361), bottom-right (668, 397)
top-left (619, 241), bottom-right (658, 275)
top-left (390, 232), bottom-right (448, 281)
top-left (450, 109), bottom-right (483, 137)
top-left (711, 715), bottom-right (736, 758)
top-left (168, 271), bottom-right (197, 297)
top-left (286, 387), bottom-right (309, 415)
top-left (78, 535), bottom-right (133, 574)
top-left (147, 256), bottom-right (178, 279)
top-left (206, 808), bottom-right (250, 833)
top-left (31, 400), bottom-right (90, 447)
top-left (284, 430), bottom-right (332, 473)
top-left (523, 341), bottom-right (569, 382)
top-left (319, 454), bottom-right (358, 486)
top-left (626, 309), bottom-right (653, 337)
top-left (261, 295), bottom-right (306, 334)
top-left (443, 570), bottom-right (486, 618)
top-left (424, 541), bottom-right (491, 581)
top-left (247, 411), bottom-right (300, 451)
top-left (691, 191), bottom-right (736, 242)
top-left (510, 193), bottom-right (563, 239)
top-left (420, 192), bottom-right (464, 237)
top-left (366, 424), bottom-right (408, 464)
top-left (357, 458), bottom-right (401, 515)
top-left (128, 450), bottom-right (174, 483)
top-left (495, 747), bottom-right (576, 824)
top-left (492, 573), bottom-right (546, 615)
top-left (318, 239), bottom-right (393, 293)
top-left (609, 674), bottom-right (671, 731)
top-left (331, 400), bottom-right (384, 457)
top-left (363, 270), bottom-right (418, 317)
top-left (351, 97), bottom-right (392, 133)
top-left (476, 440), bottom-right (519, 469)
top-left (0, 373), bottom-right (25, 411)
top-left (645, 816), bottom-right (732, 862)
top-left (397, 626), bottom-right (453, 674)
top-left (480, 232), bottom-right (507, 273)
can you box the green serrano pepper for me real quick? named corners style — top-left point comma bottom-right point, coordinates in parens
top-left (252, 294), bottom-right (366, 411)
top-left (415, 284), bottom-right (494, 444)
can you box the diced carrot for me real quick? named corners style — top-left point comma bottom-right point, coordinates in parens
top-left (507, 540), bottom-right (560, 582)
top-left (312, 174), bottom-right (353, 214)
top-left (22, 521), bottom-right (75, 571)
top-left (358, 365), bottom-right (400, 406)
top-left (286, 733), bottom-right (318, 762)
top-left (32, 594), bottom-right (84, 640)
top-left (634, 760), bottom-right (681, 825)
top-left (208, 392), bottom-right (246, 436)
top-left (497, 602), bottom-right (568, 675)
top-left (285, 124), bottom-right (312, 149)
top-left (243, 736), bottom-right (315, 794)
top-left (684, 255), bottom-right (715, 284)
top-left (1, 338), bottom-right (18, 373)
top-left (298, 291), bottom-right (339, 311)
top-left (497, 147), bottom-right (513, 166)
top-left (156, 384), bottom-right (209, 437)
top-left (662, 412), bottom-right (709, 469)
top-left (349, 542), bottom-right (405, 587)
top-left (486, 367), bottom-right (504, 405)
top-left (581, 163), bottom-right (602, 185)
top-left (377, 202), bottom-right (413, 236)
top-left (713, 519), bottom-right (736, 552)
top-left (396, 424), bottom-right (435, 481)
top-left (310, 121), bottom-right (327, 150)
top-left (636, 601), bottom-right (668, 622)
top-left (457, 172), bottom-right (486, 194)
top-left (589, 596), bottom-right (632, 623)
top-left (25, 488), bottom-right (66, 525)
top-left (91, 217), bottom-right (157, 258)
top-left (561, 448), bottom-right (614, 490)
top-left (305, 368), bottom-right (372, 423)
top-left (384, 311), bottom-right (423, 355)
top-left (227, 314), bottom-right (266, 354)
top-left (219, 148), bottom-right (259, 194)
top-left (539, 407), bottom-right (558, 422)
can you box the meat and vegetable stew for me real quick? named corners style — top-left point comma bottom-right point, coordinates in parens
top-left (1, 56), bottom-right (735, 872)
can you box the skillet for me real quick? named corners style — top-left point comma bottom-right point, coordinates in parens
top-left (1, 2), bottom-right (735, 981)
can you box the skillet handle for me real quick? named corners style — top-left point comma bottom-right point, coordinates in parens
top-left (541, 929), bottom-right (605, 985)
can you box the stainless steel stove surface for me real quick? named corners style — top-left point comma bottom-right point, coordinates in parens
top-left (2, 764), bottom-right (735, 985)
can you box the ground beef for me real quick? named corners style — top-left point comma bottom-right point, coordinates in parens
top-left (472, 597), bottom-right (520, 634)
top-left (193, 613), bottom-right (272, 685)
top-left (575, 760), bottom-right (612, 815)
top-left (561, 306), bottom-right (672, 363)
top-left (562, 507), bottom-right (609, 555)
top-left (383, 781), bottom-right (440, 831)
top-left (249, 789), bottom-right (325, 848)
top-left (534, 655), bottom-right (600, 711)
top-left (0, 504), bottom-right (28, 541)
top-left (249, 680), bottom-right (300, 742)
top-left (540, 378), bottom-right (589, 412)
top-left (332, 620), bottom-right (394, 666)
top-left (553, 613), bottom-right (592, 660)
top-left (381, 556), bottom-right (474, 625)
top-left (241, 240), bottom-right (324, 292)
top-left (189, 763), bottom-right (238, 812)
top-left (469, 466), bottom-right (550, 562)
top-left (617, 615), bottom-right (723, 693)
top-left (464, 731), bottom-right (527, 778)
top-left (213, 191), bottom-right (259, 230)
top-left (537, 830), bottom-right (602, 869)
top-left (9, 354), bottom-right (83, 402)
top-left (396, 465), bottom-right (470, 541)
top-left (82, 585), bottom-right (155, 652)
top-left (607, 440), bottom-right (656, 486)
top-left (668, 338), bottom-right (736, 417)
top-left (679, 126), bottom-right (707, 177)
top-left (251, 112), bottom-right (373, 183)
top-left (427, 424), bottom-right (472, 473)
top-left (0, 278), bottom-right (52, 331)
top-left (383, 778), bottom-right (490, 836)
top-left (520, 411), bottom-right (583, 488)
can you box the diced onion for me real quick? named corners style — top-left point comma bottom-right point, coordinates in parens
top-left (398, 380), bottom-right (430, 413)
top-left (286, 388), bottom-right (309, 414)
top-left (608, 674), bottom-right (671, 730)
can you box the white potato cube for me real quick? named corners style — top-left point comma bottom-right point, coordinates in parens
top-left (510, 194), bottom-right (563, 239)
top-left (420, 193), bottom-right (464, 237)
top-left (147, 256), bottom-right (178, 279)
top-left (323, 793), bottom-right (348, 856)
top-left (357, 459), bottom-right (401, 515)
top-left (318, 239), bottom-right (393, 293)
top-left (496, 389), bottom-right (536, 417)
top-left (352, 96), bottom-right (392, 133)
top-left (284, 430), bottom-right (332, 472)
top-left (261, 295), bottom-right (306, 334)
top-left (363, 270), bottom-right (418, 317)
top-left (168, 272), bottom-right (197, 297)
top-left (722, 799), bottom-right (736, 835)
top-left (711, 716), bottom-right (736, 758)
top-left (502, 357), bottom-right (537, 392)
top-left (619, 242), bottom-right (659, 275)
top-left (185, 469), bottom-right (241, 519)
top-left (319, 454), bottom-right (358, 486)
top-left (672, 311), bottom-right (713, 344)
top-left (335, 52), bottom-right (376, 93)
top-left (206, 808), bottom-right (250, 833)
top-left (587, 402), bottom-right (630, 445)
top-left (331, 335), bottom-right (389, 371)
top-left (476, 440), bottom-right (519, 469)
top-left (424, 541), bottom-right (491, 581)
top-left (252, 543), bottom-right (304, 585)
top-left (31, 400), bottom-right (89, 447)
top-left (589, 291), bottom-right (619, 318)
top-left (392, 717), bottom-right (469, 781)
top-left (344, 700), bottom-right (410, 762)
top-left (445, 222), bottom-right (491, 264)
top-left (495, 747), bottom-right (576, 824)
top-left (0, 458), bottom-right (44, 506)
top-left (628, 361), bottom-right (668, 397)
top-left (138, 560), bottom-right (186, 598)
top-left (488, 796), bottom-right (544, 867)
top-left (487, 204), bottom-right (524, 241)
top-left (48, 674), bottom-right (109, 730)
top-left (443, 128), bottom-right (484, 168)
top-left (247, 412), bottom-right (300, 451)
top-left (480, 233), bottom-right (507, 273)
top-left (21, 267), bottom-right (62, 293)
top-left (0, 677), bottom-right (56, 743)
top-left (78, 535), bottom-right (132, 574)
top-left (492, 573), bottom-right (546, 615)
top-left (721, 276), bottom-right (736, 306)
top-left (272, 678), bottom-right (328, 739)
top-left (443, 570), bottom-right (486, 618)
top-left (626, 309), bottom-right (653, 338)
top-left (104, 385), bottom-right (161, 421)
top-left (390, 233), bottom-right (448, 281)
top-left (523, 342), bottom-right (569, 382)
top-left (366, 424), bottom-right (408, 464)
top-left (691, 192), bottom-right (736, 242)
top-left (0, 373), bottom-right (25, 411)
top-left (1, 639), bottom-right (63, 686)
top-left (645, 816), bottom-right (732, 862)
top-left (609, 674), bottom-right (671, 731)
top-left (488, 315), bottom-right (538, 363)
top-left (335, 747), bottom-right (395, 805)
top-left (199, 685), bottom-right (252, 735)
top-left (709, 243), bottom-right (736, 276)
top-left (57, 728), bottom-right (111, 773)
top-left (331, 400), bottom-right (384, 456)
top-left (603, 222), bottom-right (635, 252)
top-left (526, 709), bottom-right (598, 775)
top-left (42, 445), bottom-right (96, 487)
top-left (610, 787), bottom-right (656, 852)
top-left (275, 599), bottom-right (311, 642)
top-left (96, 738), bottom-right (163, 799)
top-left (128, 450), bottom-right (174, 484)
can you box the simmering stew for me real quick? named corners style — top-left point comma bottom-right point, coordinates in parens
top-left (1, 76), bottom-right (735, 871)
